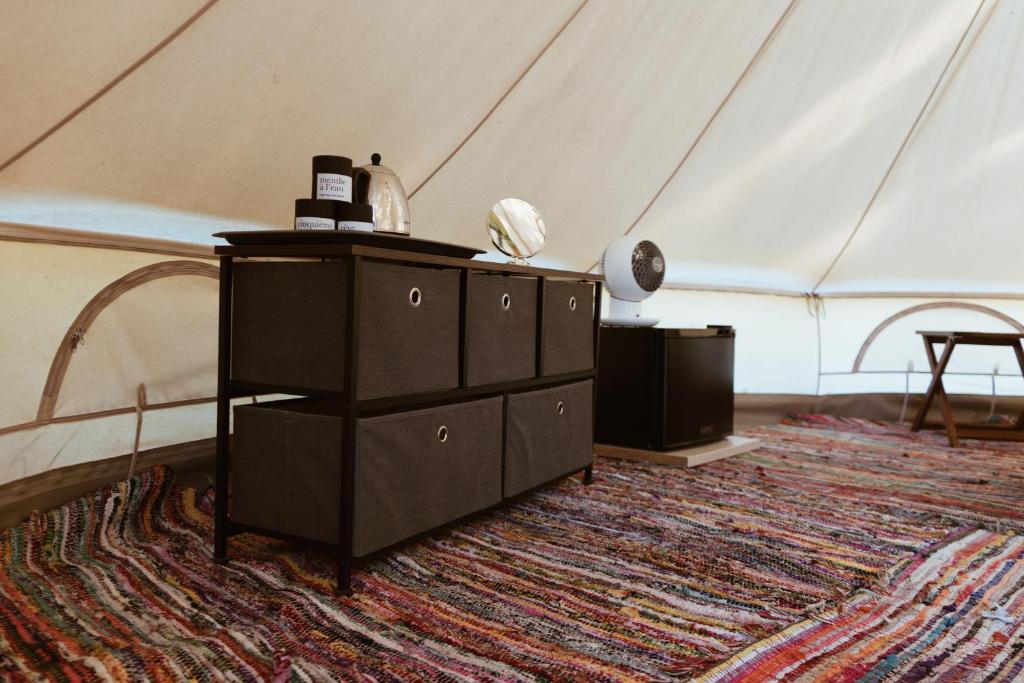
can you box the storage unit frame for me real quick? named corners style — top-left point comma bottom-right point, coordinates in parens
top-left (212, 242), bottom-right (603, 594)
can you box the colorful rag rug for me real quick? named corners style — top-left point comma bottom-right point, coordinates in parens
top-left (697, 529), bottom-right (1024, 682)
top-left (0, 415), bottom-right (1020, 680)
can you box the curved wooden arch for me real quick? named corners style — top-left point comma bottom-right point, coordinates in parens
top-left (36, 260), bottom-right (219, 420)
top-left (852, 301), bottom-right (1024, 373)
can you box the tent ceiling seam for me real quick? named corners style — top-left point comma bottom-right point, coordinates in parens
top-left (584, 0), bottom-right (801, 273)
top-left (407, 0), bottom-right (589, 200)
top-left (0, 0), bottom-right (222, 175)
top-left (810, 0), bottom-right (993, 293)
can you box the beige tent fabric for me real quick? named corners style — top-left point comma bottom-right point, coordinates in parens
top-left (817, 0), bottom-right (1024, 294)
top-left (54, 274), bottom-right (218, 417)
top-left (0, 0), bottom-right (1020, 294)
top-left (631, 0), bottom-right (983, 292)
top-left (0, 0), bottom-right (578, 243)
top-left (0, 0), bottom-right (207, 164)
top-left (0, 241), bottom-right (213, 427)
top-left (410, 0), bottom-right (791, 272)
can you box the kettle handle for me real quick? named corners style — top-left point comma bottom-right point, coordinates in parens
top-left (352, 168), bottom-right (371, 204)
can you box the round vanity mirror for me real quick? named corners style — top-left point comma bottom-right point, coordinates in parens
top-left (487, 198), bottom-right (546, 261)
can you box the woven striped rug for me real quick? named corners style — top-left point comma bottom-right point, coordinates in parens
top-left (0, 416), bottom-right (1020, 680)
top-left (697, 529), bottom-right (1024, 681)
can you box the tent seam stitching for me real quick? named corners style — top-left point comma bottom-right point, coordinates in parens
top-left (406, 0), bottom-right (590, 200)
top-left (584, 0), bottom-right (801, 274)
top-left (0, 0), bottom-right (222, 175)
top-left (810, 0), bottom-right (994, 293)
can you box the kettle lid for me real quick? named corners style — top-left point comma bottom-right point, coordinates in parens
top-left (366, 153), bottom-right (398, 177)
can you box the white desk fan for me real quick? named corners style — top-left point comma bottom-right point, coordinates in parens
top-left (600, 236), bottom-right (666, 326)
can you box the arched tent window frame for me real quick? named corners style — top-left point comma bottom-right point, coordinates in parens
top-left (35, 260), bottom-right (219, 420)
top-left (851, 302), bottom-right (1024, 373)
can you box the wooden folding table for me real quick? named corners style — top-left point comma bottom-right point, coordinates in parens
top-left (910, 330), bottom-right (1024, 447)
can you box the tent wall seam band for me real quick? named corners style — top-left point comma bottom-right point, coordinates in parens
top-left (660, 284), bottom-right (1024, 300)
top-left (0, 396), bottom-right (217, 438)
top-left (585, 0), bottom-right (801, 273)
top-left (0, 437), bottom-right (215, 520)
top-left (35, 261), bottom-right (220, 421)
top-left (0, 222), bottom-right (217, 259)
top-left (851, 302), bottom-right (1024, 373)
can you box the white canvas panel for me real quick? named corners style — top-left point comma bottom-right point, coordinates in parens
top-left (630, 0), bottom-right (980, 292)
top-left (0, 0), bottom-right (577, 242)
top-left (0, 0), bottom-right (205, 162)
top-left (818, 0), bottom-right (1024, 294)
top-left (410, 0), bottom-right (791, 272)
top-left (629, 288), bottom-right (819, 394)
top-left (817, 297), bottom-right (1024, 395)
top-left (0, 241), bottom-right (210, 428)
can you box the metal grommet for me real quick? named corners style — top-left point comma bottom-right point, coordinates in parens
top-left (556, 401), bottom-right (565, 415)
top-left (437, 425), bottom-right (448, 443)
top-left (569, 296), bottom-right (577, 311)
top-left (501, 292), bottom-right (511, 311)
top-left (409, 287), bottom-right (422, 307)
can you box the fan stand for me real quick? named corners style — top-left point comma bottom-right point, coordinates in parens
top-left (602, 297), bottom-right (659, 327)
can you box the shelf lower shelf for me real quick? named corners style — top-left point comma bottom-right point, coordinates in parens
top-left (227, 368), bottom-right (596, 415)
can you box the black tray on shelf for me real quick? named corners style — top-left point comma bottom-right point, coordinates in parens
top-left (213, 230), bottom-right (484, 259)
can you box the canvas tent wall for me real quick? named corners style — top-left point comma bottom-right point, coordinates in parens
top-left (2, 0), bottom-right (1023, 493)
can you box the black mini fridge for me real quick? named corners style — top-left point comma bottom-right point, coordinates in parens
top-left (595, 326), bottom-right (735, 450)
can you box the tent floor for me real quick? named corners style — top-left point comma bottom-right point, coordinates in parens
top-left (0, 415), bottom-right (1021, 679)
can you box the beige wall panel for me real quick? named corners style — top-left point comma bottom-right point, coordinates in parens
top-left (54, 275), bottom-right (218, 417)
top-left (0, 0), bottom-right (205, 162)
top-left (818, 297), bottom-right (1024, 396)
top-left (627, 288), bottom-right (819, 394)
top-left (818, 0), bottom-right (1024, 294)
top-left (411, 0), bottom-right (791, 271)
top-left (0, 241), bottom-right (209, 427)
top-left (629, 0), bottom-right (980, 292)
top-left (0, 402), bottom-right (217, 487)
top-left (0, 0), bottom-right (577, 244)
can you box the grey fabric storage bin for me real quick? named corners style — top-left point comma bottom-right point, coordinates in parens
top-left (232, 261), bottom-right (348, 392)
top-left (354, 396), bottom-right (503, 556)
top-left (504, 380), bottom-right (593, 497)
top-left (231, 399), bottom-right (343, 543)
top-left (542, 281), bottom-right (595, 375)
top-left (358, 262), bottom-right (460, 400)
top-left (230, 396), bottom-right (503, 554)
top-left (231, 260), bottom-right (459, 399)
top-left (466, 274), bottom-right (537, 386)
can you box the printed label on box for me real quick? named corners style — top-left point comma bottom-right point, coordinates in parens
top-left (337, 220), bottom-right (374, 233)
top-left (316, 173), bottom-right (351, 201)
top-left (295, 216), bottom-right (336, 231)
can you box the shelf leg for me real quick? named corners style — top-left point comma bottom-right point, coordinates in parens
top-left (583, 465), bottom-right (594, 485)
top-left (337, 256), bottom-right (361, 595)
top-left (214, 255), bottom-right (233, 562)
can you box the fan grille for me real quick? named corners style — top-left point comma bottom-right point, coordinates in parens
top-left (632, 241), bottom-right (665, 292)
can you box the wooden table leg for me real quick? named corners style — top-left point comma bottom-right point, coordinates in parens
top-left (911, 337), bottom-right (940, 432)
top-left (1012, 341), bottom-right (1024, 430)
top-left (918, 339), bottom-right (959, 447)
